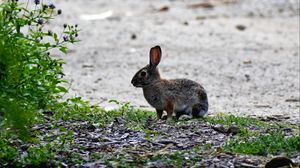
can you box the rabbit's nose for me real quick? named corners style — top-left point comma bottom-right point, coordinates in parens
top-left (131, 79), bottom-right (136, 86)
top-left (131, 78), bottom-right (139, 87)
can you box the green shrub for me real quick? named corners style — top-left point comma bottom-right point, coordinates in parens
top-left (21, 145), bottom-right (54, 166)
top-left (0, 138), bottom-right (17, 167)
top-left (0, 0), bottom-right (79, 137)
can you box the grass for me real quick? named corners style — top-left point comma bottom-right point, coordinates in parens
top-left (204, 112), bottom-right (266, 127)
top-left (224, 131), bottom-right (300, 156)
top-left (203, 112), bottom-right (299, 156)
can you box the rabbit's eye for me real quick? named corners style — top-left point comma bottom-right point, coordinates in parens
top-left (140, 71), bottom-right (147, 77)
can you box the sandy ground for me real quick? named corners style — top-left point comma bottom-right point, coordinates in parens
top-left (49, 0), bottom-right (299, 123)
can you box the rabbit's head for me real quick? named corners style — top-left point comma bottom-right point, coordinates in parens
top-left (131, 46), bottom-right (162, 88)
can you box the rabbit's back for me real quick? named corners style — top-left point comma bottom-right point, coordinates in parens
top-left (166, 79), bottom-right (207, 104)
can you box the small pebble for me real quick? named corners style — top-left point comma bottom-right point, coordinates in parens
top-left (236, 25), bottom-right (246, 31)
top-left (131, 34), bottom-right (137, 40)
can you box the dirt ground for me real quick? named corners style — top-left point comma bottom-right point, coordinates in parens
top-left (51, 0), bottom-right (299, 123)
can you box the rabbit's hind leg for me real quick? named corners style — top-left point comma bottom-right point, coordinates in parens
top-left (174, 105), bottom-right (189, 120)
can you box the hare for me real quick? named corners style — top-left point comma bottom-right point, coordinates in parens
top-left (131, 46), bottom-right (208, 120)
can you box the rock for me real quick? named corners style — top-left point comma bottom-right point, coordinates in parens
top-left (227, 125), bottom-right (241, 135)
top-left (188, 2), bottom-right (214, 9)
top-left (158, 6), bottom-right (169, 12)
top-left (245, 74), bottom-right (250, 81)
top-left (212, 124), bottom-right (228, 133)
top-left (243, 59), bottom-right (252, 64)
top-left (236, 25), bottom-right (246, 31)
top-left (82, 64), bottom-right (94, 68)
top-left (131, 34), bottom-right (137, 40)
top-left (265, 157), bottom-right (297, 168)
top-left (285, 98), bottom-right (300, 102)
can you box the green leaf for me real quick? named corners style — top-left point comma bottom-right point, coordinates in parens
top-left (53, 33), bottom-right (58, 42)
top-left (45, 43), bottom-right (51, 49)
top-left (59, 46), bottom-right (68, 54)
top-left (56, 86), bottom-right (68, 93)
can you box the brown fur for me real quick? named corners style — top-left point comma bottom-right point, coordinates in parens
top-left (165, 101), bottom-right (174, 118)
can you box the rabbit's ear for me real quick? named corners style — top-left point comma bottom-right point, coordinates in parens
top-left (149, 45), bottom-right (162, 69)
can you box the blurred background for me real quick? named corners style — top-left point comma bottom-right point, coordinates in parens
top-left (50, 0), bottom-right (299, 122)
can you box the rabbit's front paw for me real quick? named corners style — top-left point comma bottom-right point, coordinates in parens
top-left (178, 115), bottom-right (192, 121)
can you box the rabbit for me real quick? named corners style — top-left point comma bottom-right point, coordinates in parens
top-left (131, 45), bottom-right (208, 120)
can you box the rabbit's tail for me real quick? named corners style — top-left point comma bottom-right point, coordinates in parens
top-left (192, 99), bottom-right (209, 118)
